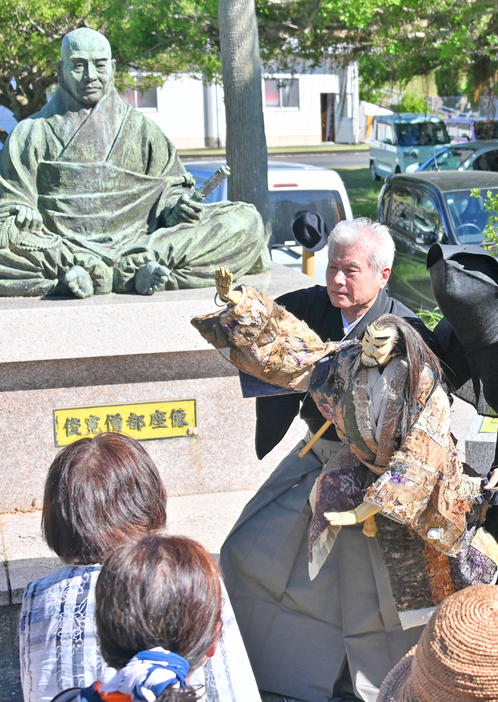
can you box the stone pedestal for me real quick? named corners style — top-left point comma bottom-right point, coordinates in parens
top-left (465, 414), bottom-right (498, 475)
top-left (0, 263), bottom-right (314, 512)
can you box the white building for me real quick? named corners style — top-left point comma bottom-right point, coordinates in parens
top-left (124, 61), bottom-right (360, 148)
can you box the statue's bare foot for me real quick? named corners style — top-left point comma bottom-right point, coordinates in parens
top-left (135, 262), bottom-right (170, 295)
top-left (63, 266), bottom-right (94, 299)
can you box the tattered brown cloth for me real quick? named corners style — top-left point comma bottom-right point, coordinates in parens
top-left (191, 284), bottom-right (337, 391)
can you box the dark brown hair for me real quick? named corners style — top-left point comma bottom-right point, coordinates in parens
top-left (96, 534), bottom-right (223, 702)
top-left (365, 314), bottom-right (443, 442)
top-left (42, 433), bottom-right (167, 564)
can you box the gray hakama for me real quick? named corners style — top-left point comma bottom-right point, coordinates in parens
top-left (220, 438), bottom-right (423, 702)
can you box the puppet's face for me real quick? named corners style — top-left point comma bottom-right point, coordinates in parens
top-left (361, 323), bottom-right (397, 367)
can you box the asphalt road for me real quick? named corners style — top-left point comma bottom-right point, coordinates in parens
top-left (183, 151), bottom-right (370, 169)
top-left (268, 151), bottom-right (370, 169)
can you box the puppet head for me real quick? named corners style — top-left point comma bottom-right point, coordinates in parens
top-left (361, 314), bottom-right (443, 442)
top-left (361, 322), bottom-right (398, 367)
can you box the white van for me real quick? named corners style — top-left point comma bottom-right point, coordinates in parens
top-left (369, 114), bottom-right (450, 179)
top-left (184, 160), bottom-right (353, 282)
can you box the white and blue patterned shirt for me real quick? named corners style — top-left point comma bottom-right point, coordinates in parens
top-left (19, 565), bottom-right (261, 702)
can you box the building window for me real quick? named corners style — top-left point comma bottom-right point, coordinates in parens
top-left (265, 79), bottom-right (299, 108)
top-left (121, 87), bottom-right (158, 110)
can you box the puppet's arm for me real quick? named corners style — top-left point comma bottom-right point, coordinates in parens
top-left (325, 503), bottom-right (381, 537)
top-left (192, 268), bottom-right (339, 391)
top-left (325, 502), bottom-right (381, 525)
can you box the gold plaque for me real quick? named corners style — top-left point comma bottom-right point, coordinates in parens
top-left (54, 400), bottom-right (197, 447)
top-left (481, 417), bottom-right (498, 434)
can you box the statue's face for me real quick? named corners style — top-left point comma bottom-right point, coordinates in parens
top-left (58, 31), bottom-right (115, 106)
top-left (361, 323), bottom-right (397, 367)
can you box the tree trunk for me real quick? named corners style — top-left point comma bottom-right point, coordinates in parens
top-left (218, 0), bottom-right (271, 244)
top-left (0, 74), bottom-right (55, 122)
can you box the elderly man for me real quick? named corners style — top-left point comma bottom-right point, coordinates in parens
top-left (0, 28), bottom-right (268, 298)
top-left (219, 218), bottom-right (437, 702)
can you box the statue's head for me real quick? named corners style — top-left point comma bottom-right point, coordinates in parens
top-left (56, 28), bottom-right (115, 107)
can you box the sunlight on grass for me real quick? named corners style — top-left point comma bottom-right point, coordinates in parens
top-left (333, 167), bottom-right (384, 220)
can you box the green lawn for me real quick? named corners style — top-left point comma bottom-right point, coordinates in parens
top-left (334, 167), bottom-right (384, 220)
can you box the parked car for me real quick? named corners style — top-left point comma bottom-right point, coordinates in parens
top-left (369, 114), bottom-right (450, 179)
top-left (184, 160), bottom-right (353, 282)
top-left (409, 140), bottom-right (498, 173)
top-left (378, 171), bottom-right (498, 310)
top-left (445, 117), bottom-right (498, 143)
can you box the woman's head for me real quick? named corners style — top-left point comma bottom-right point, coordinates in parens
top-left (96, 534), bottom-right (222, 675)
top-left (42, 433), bottom-right (167, 564)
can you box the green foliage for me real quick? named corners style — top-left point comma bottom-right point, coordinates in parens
top-left (417, 307), bottom-right (442, 330)
top-left (470, 188), bottom-right (498, 254)
top-left (0, 0), bottom-right (94, 120)
top-left (353, 0), bottom-right (498, 106)
top-left (434, 65), bottom-right (466, 98)
top-left (102, 0), bottom-right (222, 88)
top-left (399, 92), bottom-right (427, 114)
top-left (0, 0), bottom-right (223, 120)
top-left (2, 0), bottom-right (498, 121)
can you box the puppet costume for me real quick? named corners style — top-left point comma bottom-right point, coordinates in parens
top-left (193, 285), bottom-right (433, 702)
top-left (191, 284), bottom-right (338, 392)
top-left (308, 342), bottom-right (497, 612)
top-left (193, 283), bottom-right (498, 702)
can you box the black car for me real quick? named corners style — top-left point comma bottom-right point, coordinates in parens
top-left (378, 171), bottom-right (498, 310)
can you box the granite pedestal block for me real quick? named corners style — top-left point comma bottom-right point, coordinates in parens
top-left (465, 413), bottom-right (498, 476)
top-left (0, 263), bottom-right (313, 513)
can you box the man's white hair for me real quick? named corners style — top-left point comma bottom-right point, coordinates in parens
top-left (327, 217), bottom-right (395, 273)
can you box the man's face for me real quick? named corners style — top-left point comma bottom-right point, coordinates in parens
top-left (361, 323), bottom-right (397, 367)
top-left (58, 38), bottom-right (114, 106)
top-left (326, 244), bottom-right (390, 322)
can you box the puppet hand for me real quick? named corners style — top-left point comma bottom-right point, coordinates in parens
top-left (324, 510), bottom-right (358, 526)
top-left (216, 267), bottom-right (243, 305)
top-left (482, 467), bottom-right (498, 505)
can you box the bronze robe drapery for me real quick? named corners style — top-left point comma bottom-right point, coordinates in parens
top-left (0, 87), bottom-right (268, 296)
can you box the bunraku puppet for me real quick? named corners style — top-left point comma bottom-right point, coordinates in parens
top-left (192, 268), bottom-right (498, 627)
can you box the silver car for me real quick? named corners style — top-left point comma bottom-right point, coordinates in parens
top-left (412, 140), bottom-right (498, 173)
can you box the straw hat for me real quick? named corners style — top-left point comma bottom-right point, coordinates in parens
top-left (378, 585), bottom-right (498, 702)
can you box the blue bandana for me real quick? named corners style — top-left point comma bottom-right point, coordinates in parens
top-left (84, 647), bottom-right (190, 702)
